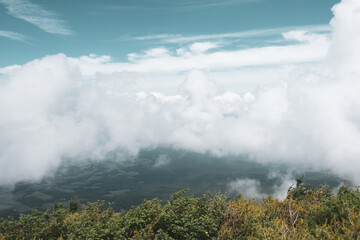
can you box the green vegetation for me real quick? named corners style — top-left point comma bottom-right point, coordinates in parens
top-left (1, 181), bottom-right (360, 239)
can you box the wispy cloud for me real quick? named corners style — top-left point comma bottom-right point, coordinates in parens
top-left (149, 0), bottom-right (260, 9)
top-left (67, 30), bottom-right (330, 76)
top-left (0, 0), bottom-right (73, 36)
top-left (133, 25), bottom-right (331, 43)
top-left (106, 0), bottom-right (259, 12)
top-left (0, 30), bottom-right (27, 42)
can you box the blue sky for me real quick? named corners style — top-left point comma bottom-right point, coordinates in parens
top-left (0, 0), bottom-right (338, 67)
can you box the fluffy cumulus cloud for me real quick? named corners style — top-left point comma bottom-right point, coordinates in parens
top-left (1, 0), bottom-right (360, 185)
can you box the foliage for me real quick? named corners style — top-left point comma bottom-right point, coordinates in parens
top-left (1, 182), bottom-right (360, 239)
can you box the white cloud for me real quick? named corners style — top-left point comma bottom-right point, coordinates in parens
top-left (0, 0), bottom-right (73, 36)
top-left (282, 30), bottom-right (326, 43)
top-left (153, 154), bottom-right (171, 168)
top-left (134, 34), bottom-right (182, 41)
top-left (214, 92), bottom-right (243, 114)
top-left (61, 31), bottom-right (330, 77)
top-left (0, 30), bottom-right (27, 42)
top-left (326, 0), bottom-right (360, 75)
top-left (149, 92), bottom-right (183, 103)
top-left (108, 0), bottom-right (261, 12)
top-left (228, 173), bottom-right (295, 200)
top-left (133, 25), bottom-right (331, 43)
top-left (1, 0), bottom-right (360, 186)
top-left (267, 172), bottom-right (296, 200)
top-left (228, 179), bottom-right (266, 199)
top-left (160, 0), bottom-right (259, 9)
top-left (189, 42), bottom-right (220, 53)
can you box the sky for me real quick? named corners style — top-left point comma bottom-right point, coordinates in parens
top-left (0, 0), bottom-right (337, 67)
top-left (1, 0), bottom-right (339, 95)
top-left (3, 0), bottom-right (360, 189)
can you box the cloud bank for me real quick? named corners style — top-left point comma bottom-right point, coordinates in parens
top-left (1, 0), bottom-right (360, 186)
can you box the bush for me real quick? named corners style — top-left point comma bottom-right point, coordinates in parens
top-left (1, 184), bottom-right (360, 239)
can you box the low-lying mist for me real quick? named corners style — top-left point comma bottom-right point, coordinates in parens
top-left (0, 148), bottom-right (344, 218)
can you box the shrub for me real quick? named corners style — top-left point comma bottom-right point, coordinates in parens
top-left (1, 184), bottom-right (360, 239)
